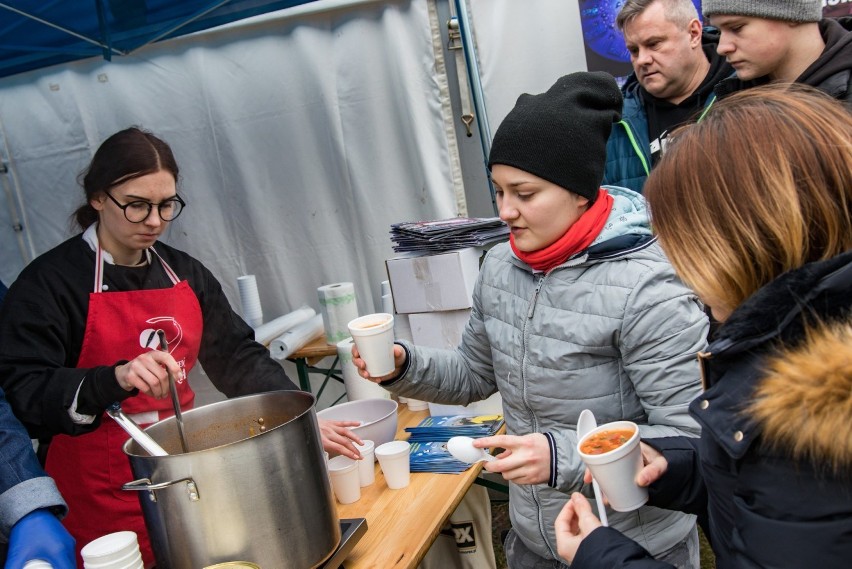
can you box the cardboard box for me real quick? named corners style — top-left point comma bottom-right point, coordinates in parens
top-left (385, 248), bottom-right (482, 314)
top-left (408, 309), bottom-right (471, 350)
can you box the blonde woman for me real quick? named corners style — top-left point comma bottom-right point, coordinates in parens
top-left (556, 84), bottom-right (852, 569)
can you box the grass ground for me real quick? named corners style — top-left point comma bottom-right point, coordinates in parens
top-left (490, 500), bottom-right (716, 568)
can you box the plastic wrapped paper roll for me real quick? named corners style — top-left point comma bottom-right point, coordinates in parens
top-left (336, 338), bottom-right (391, 401)
top-left (269, 315), bottom-right (324, 360)
top-left (317, 282), bottom-right (359, 344)
top-left (253, 305), bottom-right (316, 345)
top-left (381, 293), bottom-right (394, 316)
top-left (237, 275), bottom-right (263, 327)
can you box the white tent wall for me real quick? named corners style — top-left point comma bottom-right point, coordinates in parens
top-left (468, 0), bottom-right (588, 144)
top-left (0, 0), bottom-right (590, 324)
top-left (432, 0), bottom-right (588, 219)
top-left (0, 0), bottom-right (464, 323)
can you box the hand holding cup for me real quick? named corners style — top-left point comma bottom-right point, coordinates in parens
top-left (351, 342), bottom-right (407, 382)
top-left (576, 421), bottom-right (648, 512)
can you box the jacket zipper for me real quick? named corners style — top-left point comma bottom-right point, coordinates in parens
top-left (619, 120), bottom-right (651, 176)
top-left (523, 273), bottom-right (558, 558)
top-left (526, 276), bottom-right (545, 319)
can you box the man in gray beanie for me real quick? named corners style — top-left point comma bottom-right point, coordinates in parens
top-left (704, 0), bottom-right (852, 102)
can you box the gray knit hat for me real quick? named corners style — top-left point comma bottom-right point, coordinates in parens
top-left (702, 0), bottom-right (823, 22)
top-left (488, 71), bottom-right (622, 203)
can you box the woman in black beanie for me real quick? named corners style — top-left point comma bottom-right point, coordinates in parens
top-left (356, 71), bottom-right (708, 569)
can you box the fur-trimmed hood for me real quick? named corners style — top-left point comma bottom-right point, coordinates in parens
top-left (749, 322), bottom-right (852, 472)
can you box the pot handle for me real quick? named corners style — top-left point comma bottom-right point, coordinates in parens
top-left (123, 477), bottom-right (200, 502)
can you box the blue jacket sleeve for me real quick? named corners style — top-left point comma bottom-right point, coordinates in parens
top-left (0, 387), bottom-right (67, 539)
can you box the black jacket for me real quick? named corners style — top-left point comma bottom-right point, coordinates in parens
top-left (0, 235), bottom-right (297, 439)
top-left (572, 251), bottom-right (852, 569)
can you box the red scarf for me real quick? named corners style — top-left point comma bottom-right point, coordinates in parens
top-left (511, 189), bottom-right (614, 272)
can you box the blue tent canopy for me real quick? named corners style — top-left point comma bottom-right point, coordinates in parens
top-left (0, 0), bottom-right (316, 79)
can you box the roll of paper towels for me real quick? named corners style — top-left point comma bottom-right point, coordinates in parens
top-left (254, 305), bottom-right (316, 345)
top-left (336, 338), bottom-right (391, 401)
top-left (269, 315), bottom-right (324, 360)
top-left (317, 282), bottom-right (359, 344)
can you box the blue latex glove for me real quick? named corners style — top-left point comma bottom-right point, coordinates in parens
top-left (5, 509), bottom-right (75, 569)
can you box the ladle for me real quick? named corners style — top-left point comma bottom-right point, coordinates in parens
top-left (107, 402), bottom-right (168, 457)
top-left (159, 330), bottom-right (190, 453)
top-left (577, 409), bottom-right (609, 527)
top-left (447, 436), bottom-right (496, 464)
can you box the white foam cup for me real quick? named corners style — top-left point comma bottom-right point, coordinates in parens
top-left (577, 421), bottom-right (648, 512)
top-left (23, 561), bottom-right (54, 569)
top-left (81, 531), bottom-right (141, 568)
top-left (355, 440), bottom-right (376, 486)
top-left (375, 440), bottom-right (411, 489)
top-left (406, 398), bottom-right (428, 411)
top-left (348, 313), bottom-right (395, 377)
top-left (83, 550), bottom-right (142, 569)
top-left (327, 455), bottom-right (361, 504)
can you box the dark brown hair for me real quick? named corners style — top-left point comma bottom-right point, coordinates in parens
top-left (73, 126), bottom-right (180, 229)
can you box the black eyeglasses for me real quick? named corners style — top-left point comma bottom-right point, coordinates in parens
top-left (104, 191), bottom-right (186, 223)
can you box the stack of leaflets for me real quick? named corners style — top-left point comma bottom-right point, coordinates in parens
top-left (390, 217), bottom-right (509, 253)
top-left (405, 414), bottom-right (505, 442)
top-left (409, 441), bottom-right (470, 473)
top-left (407, 414), bottom-right (504, 474)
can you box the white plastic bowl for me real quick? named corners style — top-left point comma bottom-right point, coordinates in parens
top-left (317, 398), bottom-right (398, 447)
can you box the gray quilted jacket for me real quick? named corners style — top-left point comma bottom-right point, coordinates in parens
top-left (388, 186), bottom-right (708, 562)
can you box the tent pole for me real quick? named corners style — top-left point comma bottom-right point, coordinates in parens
top-left (453, 0), bottom-right (497, 216)
top-left (0, 3), bottom-right (125, 56)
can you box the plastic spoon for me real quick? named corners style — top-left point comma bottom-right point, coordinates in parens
top-left (447, 436), bottom-right (496, 464)
top-left (577, 409), bottom-right (609, 527)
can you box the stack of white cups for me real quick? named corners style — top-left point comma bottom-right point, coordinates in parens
top-left (237, 275), bottom-right (263, 327)
top-left (81, 531), bottom-right (143, 569)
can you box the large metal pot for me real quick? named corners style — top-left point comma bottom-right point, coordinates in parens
top-left (122, 390), bottom-right (339, 569)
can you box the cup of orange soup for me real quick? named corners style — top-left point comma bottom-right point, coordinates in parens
top-left (577, 421), bottom-right (648, 512)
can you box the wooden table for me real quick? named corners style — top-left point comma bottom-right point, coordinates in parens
top-left (336, 405), bottom-right (503, 569)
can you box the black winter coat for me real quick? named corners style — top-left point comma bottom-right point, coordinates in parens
top-left (572, 251), bottom-right (852, 568)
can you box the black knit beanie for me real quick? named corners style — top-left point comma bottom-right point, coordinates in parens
top-left (488, 71), bottom-right (622, 202)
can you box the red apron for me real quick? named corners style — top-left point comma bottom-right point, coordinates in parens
top-left (46, 245), bottom-right (201, 568)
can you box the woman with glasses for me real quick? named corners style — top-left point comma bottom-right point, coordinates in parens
top-left (0, 127), bottom-right (361, 566)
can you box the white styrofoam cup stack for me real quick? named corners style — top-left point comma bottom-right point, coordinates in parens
top-left (237, 275), bottom-right (263, 327)
top-left (81, 531), bottom-right (143, 569)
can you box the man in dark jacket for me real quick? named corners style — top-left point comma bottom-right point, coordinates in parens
top-left (603, 0), bottom-right (732, 193)
top-left (706, 0), bottom-right (852, 103)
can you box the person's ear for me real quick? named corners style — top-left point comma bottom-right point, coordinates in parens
top-left (90, 193), bottom-right (106, 212)
top-left (688, 18), bottom-right (702, 47)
